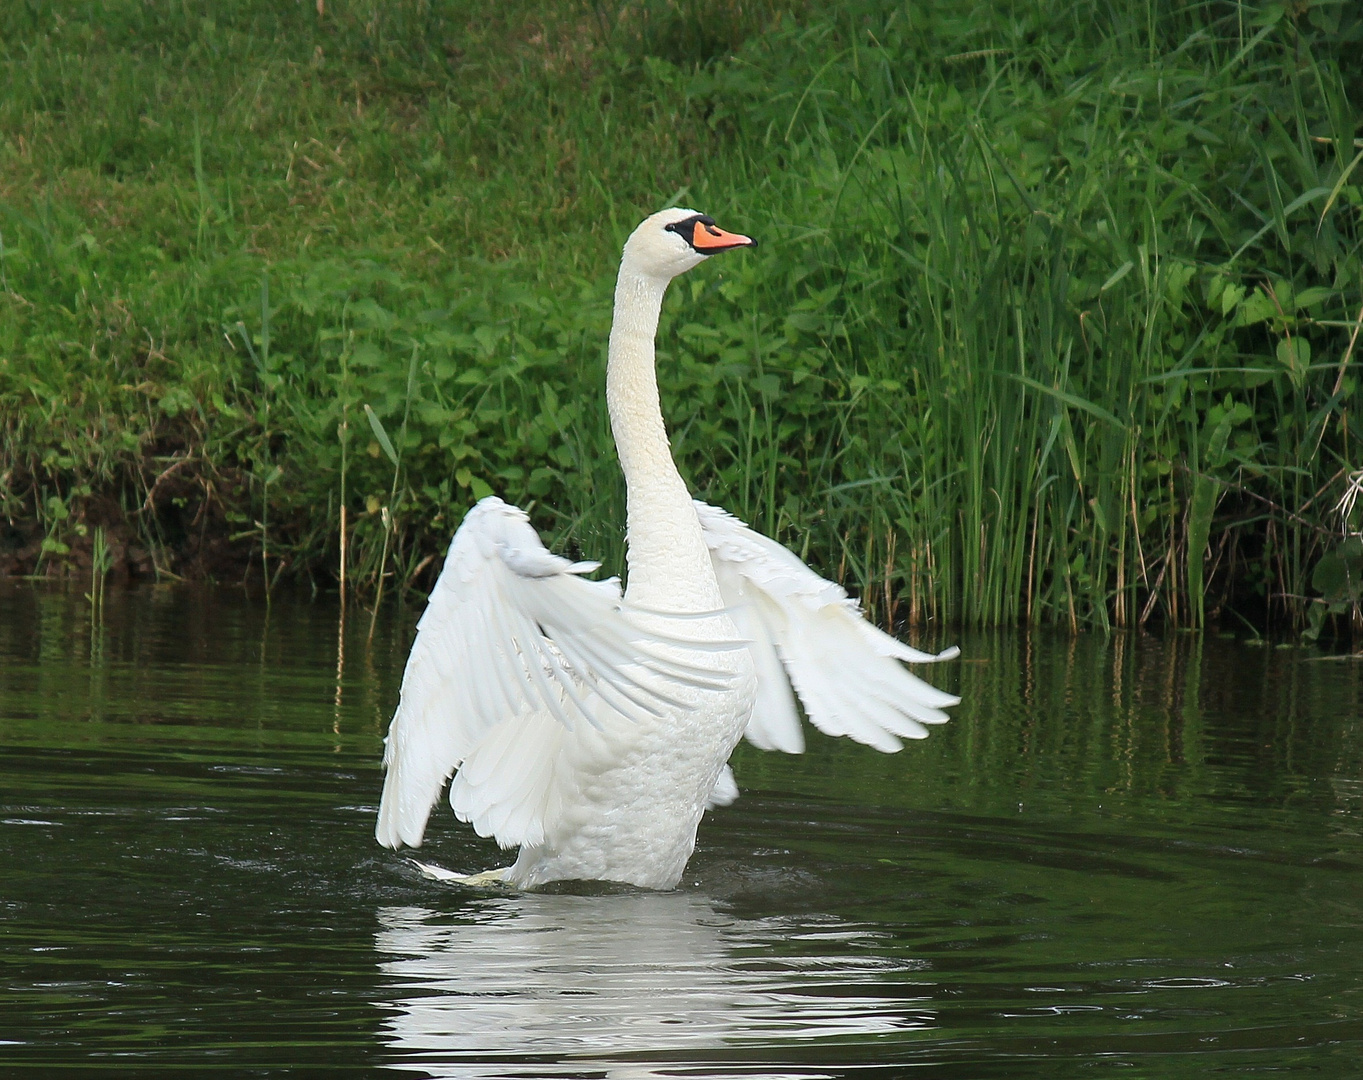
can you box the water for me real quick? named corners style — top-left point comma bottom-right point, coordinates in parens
top-left (1, 582), bottom-right (1361, 1077)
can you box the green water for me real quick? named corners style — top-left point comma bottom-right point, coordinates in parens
top-left (2, 583), bottom-right (1360, 1077)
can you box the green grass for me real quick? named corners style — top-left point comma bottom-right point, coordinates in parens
top-left (2, 0), bottom-right (1361, 637)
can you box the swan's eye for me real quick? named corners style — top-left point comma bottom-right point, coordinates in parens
top-left (664, 214), bottom-right (757, 254)
top-left (664, 215), bottom-right (707, 245)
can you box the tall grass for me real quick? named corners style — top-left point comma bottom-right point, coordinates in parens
top-left (657, 0), bottom-right (1363, 633)
top-left (1, 0), bottom-right (1361, 637)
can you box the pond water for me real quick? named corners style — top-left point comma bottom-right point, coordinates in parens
top-left (1, 582), bottom-right (1361, 1077)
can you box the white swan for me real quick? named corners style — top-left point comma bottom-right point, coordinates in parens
top-left (375, 208), bottom-right (959, 890)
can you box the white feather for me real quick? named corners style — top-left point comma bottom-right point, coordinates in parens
top-left (706, 764), bottom-right (739, 809)
top-left (375, 496), bottom-right (737, 853)
top-left (695, 500), bottom-right (959, 755)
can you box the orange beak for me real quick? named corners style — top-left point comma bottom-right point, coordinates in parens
top-left (691, 221), bottom-right (757, 253)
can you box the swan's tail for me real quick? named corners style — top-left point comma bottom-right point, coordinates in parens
top-left (409, 859), bottom-right (511, 887)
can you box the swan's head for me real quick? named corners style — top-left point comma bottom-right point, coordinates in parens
top-left (622, 207), bottom-right (756, 281)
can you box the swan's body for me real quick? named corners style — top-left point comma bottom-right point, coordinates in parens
top-left (375, 209), bottom-right (959, 890)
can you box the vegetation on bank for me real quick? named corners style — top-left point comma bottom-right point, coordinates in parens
top-left (1, 0), bottom-right (1361, 637)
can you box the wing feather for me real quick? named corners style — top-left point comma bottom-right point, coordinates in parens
top-left (695, 500), bottom-right (959, 755)
top-left (376, 496), bottom-right (737, 851)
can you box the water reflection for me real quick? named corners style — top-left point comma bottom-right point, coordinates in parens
top-left (375, 891), bottom-right (932, 1078)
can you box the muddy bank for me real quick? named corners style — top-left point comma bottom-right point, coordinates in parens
top-left (2, 468), bottom-right (272, 587)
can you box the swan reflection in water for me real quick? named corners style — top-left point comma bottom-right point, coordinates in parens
top-left (374, 890), bottom-right (933, 1078)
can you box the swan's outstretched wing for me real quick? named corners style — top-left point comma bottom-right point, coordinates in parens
top-left (376, 496), bottom-right (733, 851)
top-left (695, 501), bottom-right (959, 755)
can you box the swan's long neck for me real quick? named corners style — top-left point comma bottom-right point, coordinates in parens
top-left (607, 265), bottom-right (720, 612)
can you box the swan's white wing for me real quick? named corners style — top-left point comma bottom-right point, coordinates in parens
top-left (695, 500), bottom-right (959, 755)
top-left (376, 496), bottom-right (734, 851)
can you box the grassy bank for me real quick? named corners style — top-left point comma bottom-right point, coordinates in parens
top-left (2, 0), bottom-right (1361, 637)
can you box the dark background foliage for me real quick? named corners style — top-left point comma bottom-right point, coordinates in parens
top-left (1, 0), bottom-right (1361, 637)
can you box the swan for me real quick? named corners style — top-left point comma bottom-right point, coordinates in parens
top-left (375, 207), bottom-right (959, 890)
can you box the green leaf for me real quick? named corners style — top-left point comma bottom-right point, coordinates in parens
top-left (1312, 551), bottom-right (1346, 598)
top-left (1205, 408), bottom-right (1235, 469)
top-left (1312, 539), bottom-right (1363, 605)
top-left (1293, 287), bottom-right (1334, 310)
top-left (1316, 146), bottom-right (1363, 236)
top-left (1100, 260), bottom-right (1133, 292)
top-left (364, 404), bottom-right (399, 467)
top-left (1235, 287), bottom-right (1278, 327)
top-left (1275, 338), bottom-right (1311, 386)
top-left (1302, 599), bottom-right (1328, 644)
top-left (1187, 469), bottom-right (1220, 627)
top-left (1002, 373), bottom-right (1127, 429)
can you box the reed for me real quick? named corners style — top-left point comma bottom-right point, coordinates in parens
top-left (87, 525), bottom-right (110, 615)
top-left (690, 0), bottom-right (1362, 633)
top-left (363, 343), bottom-right (420, 641)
